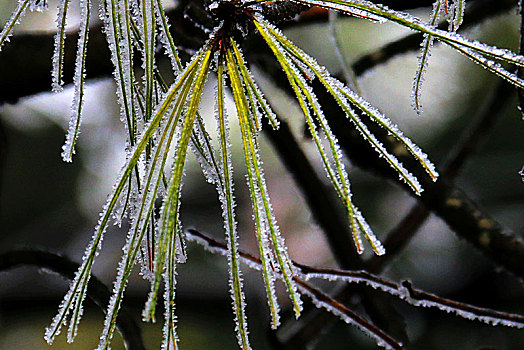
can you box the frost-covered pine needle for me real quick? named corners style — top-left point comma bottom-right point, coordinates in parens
top-left (61, 0), bottom-right (91, 162)
top-left (102, 0), bottom-right (138, 145)
top-left (254, 19), bottom-right (366, 252)
top-left (328, 10), bottom-right (360, 93)
top-left (45, 43), bottom-right (206, 346)
top-left (51, 0), bottom-right (71, 92)
top-left (294, 0), bottom-right (524, 68)
top-left (413, 0), bottom-right (442, 114)
top-left (154, 0), bottom-right (182, 72)
top-left (0, 0), bottom-right (34, 52)
top-left (227, 39), bottom-right (303, 321)
top-left (450, 0), bottom-right (466, 32)
top-left (144, 46), bottom-right (213, 323)
top-left (216, 60), bottom-right (251, 349)
top-left (257, 18), bottom-right (439, 184)
top-left (226, 45), bottom-right (282, 326)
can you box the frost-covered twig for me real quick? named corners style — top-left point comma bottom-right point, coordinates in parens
top-left (0, 249), bottom-right (146, 350)
top-left (298, 264), bottom-right (524, 328)
top-left (187, 229), bottom-right (524, 337)
top-left (186, 229), bottom-right (404, 350)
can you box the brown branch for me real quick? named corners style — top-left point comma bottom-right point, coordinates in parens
top-left (0, 249), bottom-right (146, 350)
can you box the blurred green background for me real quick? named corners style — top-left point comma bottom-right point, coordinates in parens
top-left (0, 1), bottom-right (523, 349)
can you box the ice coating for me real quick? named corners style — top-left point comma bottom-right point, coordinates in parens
top-left (230, 41), bottom-right (280, 129)
top-left (161, 243), bottom-right (180, 350)
top-left (47, 40), bottom-right (207, 347)
top-left (96, 91), bottom-right (184, 349)
top-left (255, 17), bottom-right (394, 254)
top-left (145, 47), bottom-right (214, 323)
top-left (138, 0), bottom-right (156, 123)
top-left (190, 113), bottom-right (221, 186)
top-left (447, 40), bottom-right (524, 90)
top-left (301, 272), bottom-right (524, 329)
top-left (354, 208), bottom-right (385, 255)
top-left (230, 47), bottom-right (303, 318)
top-left (450, 0), bottom-right (466, 32)
top-left (226, 54), bottom-right (282, 327)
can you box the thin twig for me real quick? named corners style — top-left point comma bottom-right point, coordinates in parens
top-left (187, 229), bottom-right (524, 334)
top-left (297, 265), bottom-right (524, 327)
top-left (0, 250), bottom-right (146, 350)
top-left (187, 229), bottom-right (404, 350)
